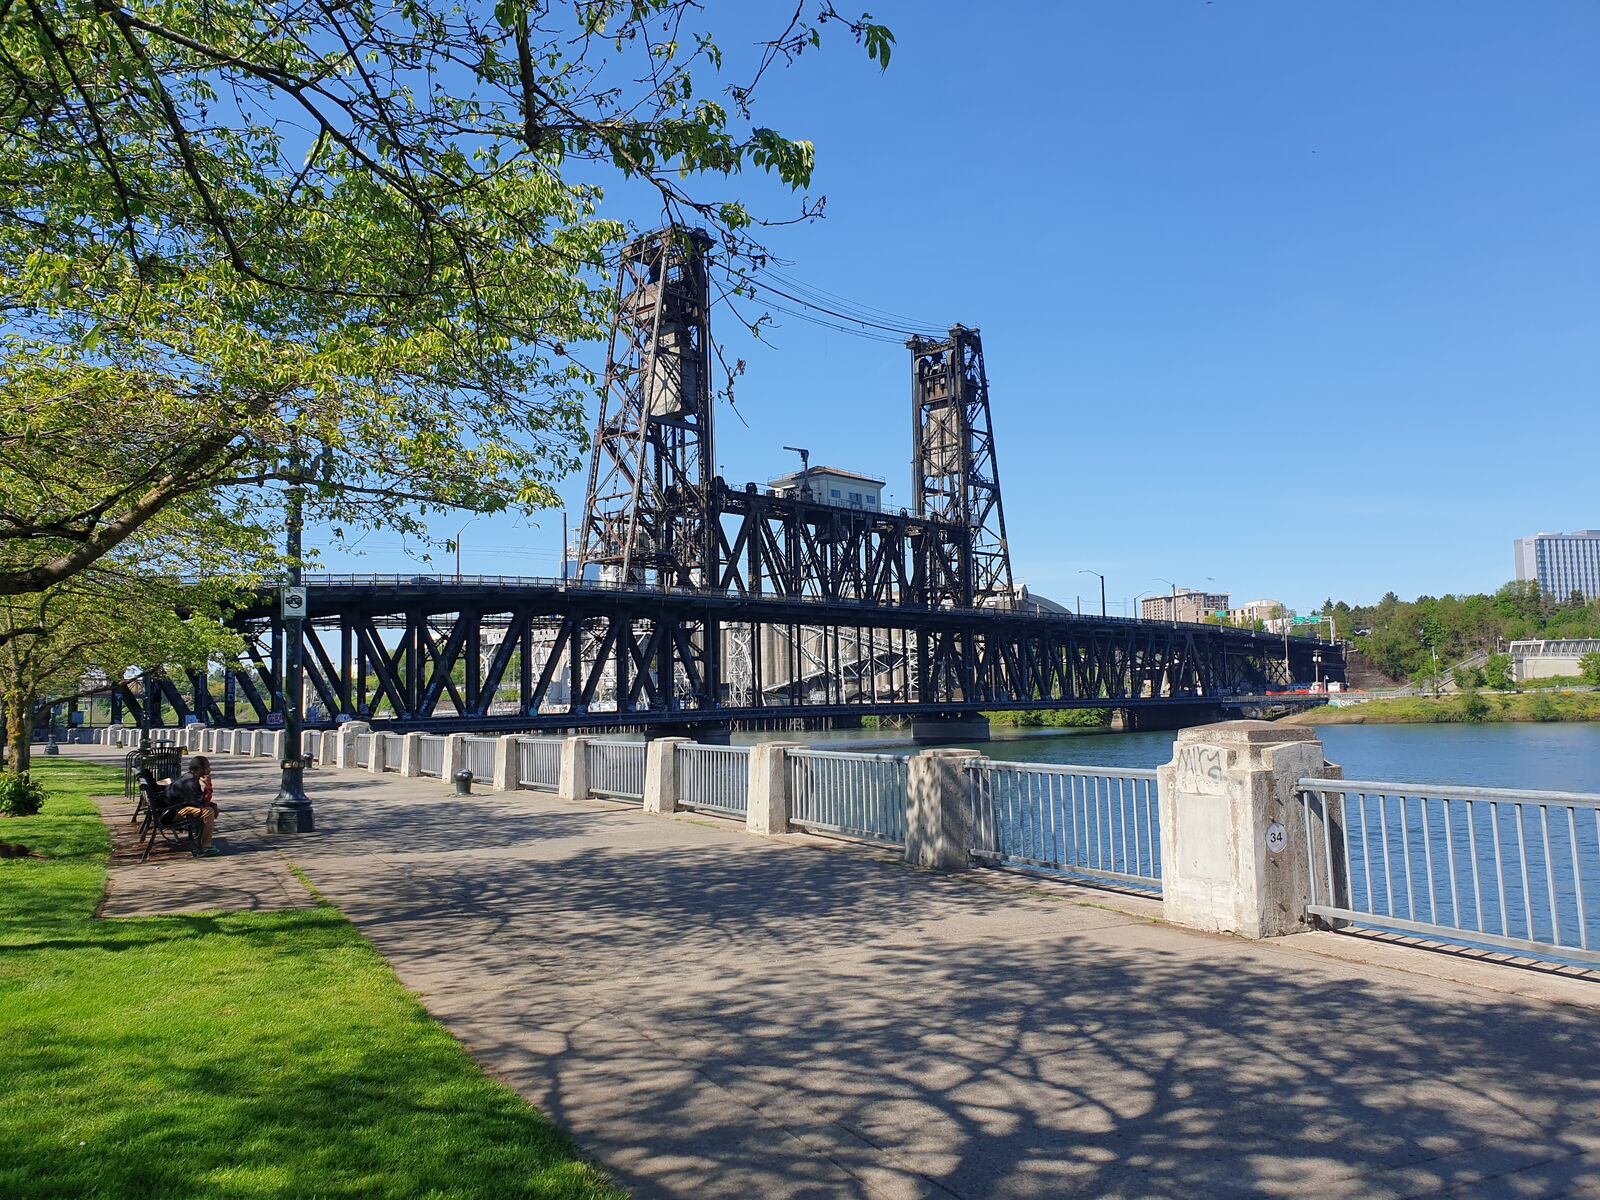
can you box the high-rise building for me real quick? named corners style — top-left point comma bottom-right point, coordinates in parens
top-left (1141, 589), bottom-right (1230, 624)
top-left (1514, 531), bottom-right (1600, 602)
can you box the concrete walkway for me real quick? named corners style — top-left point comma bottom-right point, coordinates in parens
top-left (66, 747), bottom-right (1600, 1198)
top-left (87, 753), bottom-right (316, 917)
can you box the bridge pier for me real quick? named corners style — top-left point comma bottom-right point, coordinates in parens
top-left (669, 721), bottom-right (732, 746)
top-left (1113, 704), bottom-right (1227, 734)
top-left (910, 714), bottom-right (991, 745)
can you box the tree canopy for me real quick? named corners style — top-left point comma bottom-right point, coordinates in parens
top-left (1, 0), bottom-right (893, 595)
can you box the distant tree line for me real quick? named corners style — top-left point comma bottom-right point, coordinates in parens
top-left (1324, 582), bottom-right (1600, 683)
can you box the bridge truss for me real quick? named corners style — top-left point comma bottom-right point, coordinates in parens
top-left (112, 225), bottom-right (1344, 730)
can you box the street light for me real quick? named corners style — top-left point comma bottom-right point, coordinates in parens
top-left (1153, 577), bottom-right (1180, 626)
top-left (268, 446), bottom-right (324, 835)
top-left (1078, 569), bottom-right (1106, 618)
top-left (454, 515), bottom-right (480, 583)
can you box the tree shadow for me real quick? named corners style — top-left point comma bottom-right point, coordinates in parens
top-left (290, 783), bottom-right (1600, 1199)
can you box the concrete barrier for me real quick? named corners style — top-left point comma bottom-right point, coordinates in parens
top-left (642, 737), bottom-right (691, 814)
top-left (399, 732), bottom-right (423, 778)
top-left (745, 741), bottom-right (803, 835)
top-left (905, 749), bottom-right (983, 871)
top-left (557, 736), bottom-right (592, 802)
top-left (1155, 721), bottom-right (1341, 939)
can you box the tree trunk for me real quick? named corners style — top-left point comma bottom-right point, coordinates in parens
top-left (5, 688), bottom-right (32, 775)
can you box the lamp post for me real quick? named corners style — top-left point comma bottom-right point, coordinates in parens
top-left (1154, 577), bottom-right (1180, 626)
top-left (1079, 569), bottom-right (1106, 618)
top-left (268, 451), bottom-right (317, 834)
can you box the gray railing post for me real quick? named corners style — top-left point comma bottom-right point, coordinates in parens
top-left (643, 737), bottom-right (692, 814)
top-left (336, 722), bottom-right (369, 769)
top-left (493, 735), bottom-right (518, 791)
top-left (905, 749), bottom-right (982, 871)
top-left (558, 735), bottom-right (592, 802)
top-left (1155, 721), bottom-right (1342, 939)
top-left (400, 732), bottom-right (423, 778)
top-left (318, 730), bottom-right (338, 766)
top-left (368, 732), bottom-right (387, 774)
top-left (747, 741), bottom-right (804, 835)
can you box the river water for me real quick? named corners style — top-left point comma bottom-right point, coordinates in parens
top-left (752, 721), bottom-right (1600, 794)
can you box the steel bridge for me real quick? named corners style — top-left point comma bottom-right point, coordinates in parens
top-left (112, 226), bottom-right (1343, 733)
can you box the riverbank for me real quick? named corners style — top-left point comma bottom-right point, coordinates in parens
top-left (1285, 691), bottom-right (1600, 726)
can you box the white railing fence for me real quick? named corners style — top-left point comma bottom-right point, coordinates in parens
top-left (967, 762), bottom-right (1161, 890)
top-left (417, 734), bottom-right (446, 778)
top-left (518, 737), bottom-right (563, 791)
top-left (587, 739), bottom-right (647, 800)
top-left (462, 736), bottom-right (498, 781)
top-left (354, 731), bottom-right (374, 768)
top-left (787, 749), bottom-right (908, 846)
top-left (1299, 779), bottom-right (1600, 967)
top-left (676, 744), bottom-right (751, 816)
top-left (380, 731), bottom-right (403, 769)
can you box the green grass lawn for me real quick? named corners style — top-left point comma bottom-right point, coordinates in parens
top-left (0, 759), bottom-right (623, 1200)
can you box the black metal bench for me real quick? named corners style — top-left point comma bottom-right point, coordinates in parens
top-left (135, 771), bottom-right (206, 861)
top-left (127, 746), bottom-right (183, 810)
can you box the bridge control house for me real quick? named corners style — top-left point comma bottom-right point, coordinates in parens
top-left (768, 466), bottom-right (887, 512)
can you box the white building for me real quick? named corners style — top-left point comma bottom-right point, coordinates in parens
top-left (1141, 589), bottom-right (1230, 624)
top-left (768, 466), bottom-right (886, 512)
top-left (1514, 531), bottom-right (1600, 603)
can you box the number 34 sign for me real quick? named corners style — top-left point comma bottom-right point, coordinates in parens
top-left (1265, 822), bottom-right (1288, 855)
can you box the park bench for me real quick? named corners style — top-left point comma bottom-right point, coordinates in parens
top-left (127, 746), bottom-right (183, 813)
top-left (135, 770), bottom-right (206, 862)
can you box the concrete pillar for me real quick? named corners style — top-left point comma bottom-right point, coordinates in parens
top-left (746, 741), bottom-right (804, 835)
top-left (1155, 721), bottom-right (1342, 940)
top-left (336, 722), bottom-right (369, 769)
top-left (399, 732), bottom-right (423, 778)
top-left (368, 732), bottom-right (387, 774)
top-left (905, 749), bottom-right (983, 871)
top-left (557, 736), bottom-right (592, 802)
top-left (492, 736), bottom-right (518, 791)
top-left (315, 730), bottom-right (335, 766)
top-left (642, 737), bottom-right (692, 814)
top-left (441, 733), bottom-right (469, 781)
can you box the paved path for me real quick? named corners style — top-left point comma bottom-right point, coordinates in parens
top-left (80, 748), bottom-right (314, 917)
top-left (66, 747), bottom-right (1600, 1198)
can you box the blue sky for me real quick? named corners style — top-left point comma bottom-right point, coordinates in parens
top-left (319, 1), bottom-right (1600, 614)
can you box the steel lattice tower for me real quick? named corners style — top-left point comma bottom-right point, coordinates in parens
top-left (579, 227), bottom-right (716, 588)
top-left (908, 325), bottom-right (1015, 608)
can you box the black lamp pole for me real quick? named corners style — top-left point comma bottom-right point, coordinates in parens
top-left (268, 460), bottom-right (314, 833)
top-left (1079, 569), bottom-right (1106, 618)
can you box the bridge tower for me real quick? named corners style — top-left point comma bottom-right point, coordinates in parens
top-left (579, 226), bottom-right (717, 588)
top-left (907, 325), bottom-right (1015, 608)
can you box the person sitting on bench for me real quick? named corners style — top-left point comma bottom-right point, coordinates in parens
top-left (167, 755), bottom-right (219, 857)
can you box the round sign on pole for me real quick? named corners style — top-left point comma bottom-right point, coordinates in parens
top-left (1265, 821), bottom-right (1288, 855)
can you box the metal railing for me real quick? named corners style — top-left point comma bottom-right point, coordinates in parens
top-left (354, 731), bottom-right (373, 768)
top-left (257, 733), bottom-right (277, 758)
top-left (676, 743), bottom-right (750, 817)
top-left (463, 736), bottom-right (497, 781)
top-left (518, 738), bottom-right (562, 791)
top-left (968, 762), bottom-right (1162, 890)
top-left (301, 730), bottom-right (320, 759)
top-left (787, 748), bottom-right (908, 846)
top-left (1298, 778), bottom-right (1600, 966)
top-left (417, 734), bottom-right (446, 778)
top-left (380, 731), bottom-right (403, 769)
top-left (587, 739), bottom-right (646, 800)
